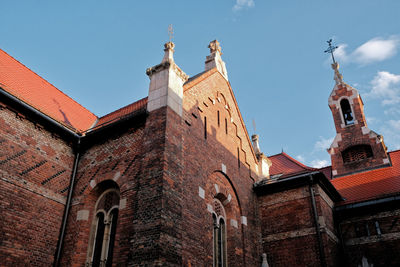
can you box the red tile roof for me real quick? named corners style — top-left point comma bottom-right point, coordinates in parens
top-left (318, 166), bottom-right (333, 180)
top-left (0, 49), bottom-right (97, 132)
top-left (269, 152), bottom-right (315, 178)
top-left (90, 97), bottom-right (147, 131)
top-left (331, 150), bottom-right (400, 205)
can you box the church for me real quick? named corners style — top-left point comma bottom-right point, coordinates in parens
top-left (0, 39), bottom-right (399, 266)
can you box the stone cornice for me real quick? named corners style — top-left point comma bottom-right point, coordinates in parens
top-left (146, 61), bottom-right (189, 82)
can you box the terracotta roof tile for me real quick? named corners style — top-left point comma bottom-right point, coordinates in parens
top-left (0, 49), bottom-right (97, 132)
top-left (269, 152), bottom-right (315, 178)
top-left (331, 150), bottom-right (400, 205)
top-left (92, 97), bottom-right (147, 130)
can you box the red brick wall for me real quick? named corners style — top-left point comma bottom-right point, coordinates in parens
top-left (60, 114), bottom-right (148, 266)
top-left (329, 84), bottom-right (388, 176)
top-left (338, 208), bottom-right (400, 266)
top-left (181, 71), bottom-right (260, 266)
top-left (0, 105), bottom-right (74, 266)
top-left (315, 185), bottom-right (341, 267)
top-left (258, 185), bottom-right (340, 267)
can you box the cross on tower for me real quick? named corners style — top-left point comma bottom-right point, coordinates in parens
top-left (324, 39), bottom-right (338, 64)
top-left (168, 24), bottom-right (174, 43)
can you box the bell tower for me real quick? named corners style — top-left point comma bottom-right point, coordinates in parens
top-left (327, 62), bottom-right (389, 177)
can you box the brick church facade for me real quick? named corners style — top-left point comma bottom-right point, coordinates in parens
top-left (0, 40), bottom-right (399, 266)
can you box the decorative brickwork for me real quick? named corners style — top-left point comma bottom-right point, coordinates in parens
top-left (1, 43), bottom-right (400, 267)
top-left (0, 105), bottom-right (73, 266)
top-left (328, 63), bottom-right (388, 177)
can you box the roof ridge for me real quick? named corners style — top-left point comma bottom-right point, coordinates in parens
top-left (280, 152), bottom-right (316, 170)
top-left (0, 48), bottom-right (98, 119)
top-left (98, 97), bottom-right (148, 119)
top-left (268, 152), bottom-right (315, 170)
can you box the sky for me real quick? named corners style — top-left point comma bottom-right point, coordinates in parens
top-left (1, 0), bottom-right (400, 168)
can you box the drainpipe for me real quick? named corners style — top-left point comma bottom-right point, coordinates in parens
top-left (53, 138), bottom-right (81, 267)
top-left (308, 175), bottom-right (327, 267)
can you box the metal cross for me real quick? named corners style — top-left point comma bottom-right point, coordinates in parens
top-left (168, 24), bottom-right (174, 43)
top-left (324, 39), bottom-right (338, 64)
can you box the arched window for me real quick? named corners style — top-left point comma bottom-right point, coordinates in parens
top-left (342, 145), bottom-right (373, 163)
top-left (88, 188), bottom-right (120, 267)
top-left (213, 199), bottom-right (227, 267)
top-left (340, 99), bottom-right (354, 125)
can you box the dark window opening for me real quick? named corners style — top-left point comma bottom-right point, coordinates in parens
top-left (225, 118), bottom-right (228, 135)
top-left (92, 213), bottom-right (105, 266)
top-left (365, 222), bottom-right (370, 237)
top-left (213, 201), bottom-right (227, 267)
top-left (355, 224), bottom-right (363, 238)
top-left (375, 221), bottom-right (382, 236)
top-left (342, 144), bottom-right (373, 163)
top-left (237, 148), bottom-right (240, 169)
top-left (204, 116), bottom-right (207, 139)
top-left (218, 218), bottom-right (226, 267)
top-left (217, 111), bottom-right (220, 127)
top-left (340, 99), bottom-right (354, 125)
top-left (89, 188), bottom-right (120, 267)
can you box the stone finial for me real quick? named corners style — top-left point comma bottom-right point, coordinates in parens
top-left (251, 134), bottom-right (272, 180)
top-left (205, 40), bottom-right (228, 80)
top-left (146, 42), bottom-right (188, 117)
top-left (162, 41), bottom-right (175, 63)
top-left (261, 253), bottom-right (269, 267)
top-left (252, 134), bottom-right (261, 156)
top-left (208, 40), bottom-right (222, 54)
top-left (332, 62), bottom-right (343, 85)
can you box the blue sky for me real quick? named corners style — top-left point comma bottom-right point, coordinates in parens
top-left (1, 0), bottom-right (400, 168)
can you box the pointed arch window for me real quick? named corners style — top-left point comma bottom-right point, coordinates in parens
top-left (213, 199), bottom-right (227, 267)
top-left (88, 189), bottom-right (120, 267)
top-left (340, 99), bottom-right (354, 125)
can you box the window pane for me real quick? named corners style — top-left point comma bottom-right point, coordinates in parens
top-left (106, 209), bottom-right (119, 267)
top-left (92, 213), bottom-right (105, 266)
top-left (220, 219), bottom-right (226, 267)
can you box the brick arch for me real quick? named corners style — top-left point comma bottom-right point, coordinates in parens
top-left (204, 171), bottom-right (242, 222)
top-left (79, 168), bottom-right (124, 196)
top-left (216, 91), bottom-right (232, 117)
top-left (203, 171), bottom-right (245, 266)
top-left (63, 179), bottom-right (121, 266)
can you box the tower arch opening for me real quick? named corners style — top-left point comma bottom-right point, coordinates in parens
top-left (340, 98), bottom-right (354, 125)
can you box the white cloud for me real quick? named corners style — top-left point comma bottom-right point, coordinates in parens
top-left (314, 136), bottom-right (334, 152)
top-left (233, 0), bottom-right (255, 11)
top-left (368, 71), bottom-right (400, 105)
top-left (327, 36), bottom-right (399, 65)
top-left (333, 44), bottom-right (349, 63)
top-left (380, 120), bottom-right (400, 150)
top-left (384, 107), bottom-right (400, 116)
top-left (389, 120), bottom-right (400, 131)
top-left (296, 155), bottom-right (306, 163)
top-left (310, 159), bottom-right (329, 168)
top-left (366, 116), bottom-right (377, 125)
top-left (353, 37), bottom-right (399, 64)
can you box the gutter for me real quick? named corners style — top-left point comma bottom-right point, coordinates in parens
top-left (1, 87), bottom-right (147, 266)
top-left (308, 175), bottom-right (327, 267)
top-left (0, 88), bottom-right (81, 139)
top-left (335, 194), bottom-right (400, 211)
top-left (53, 138), bottom-right (81, 267)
